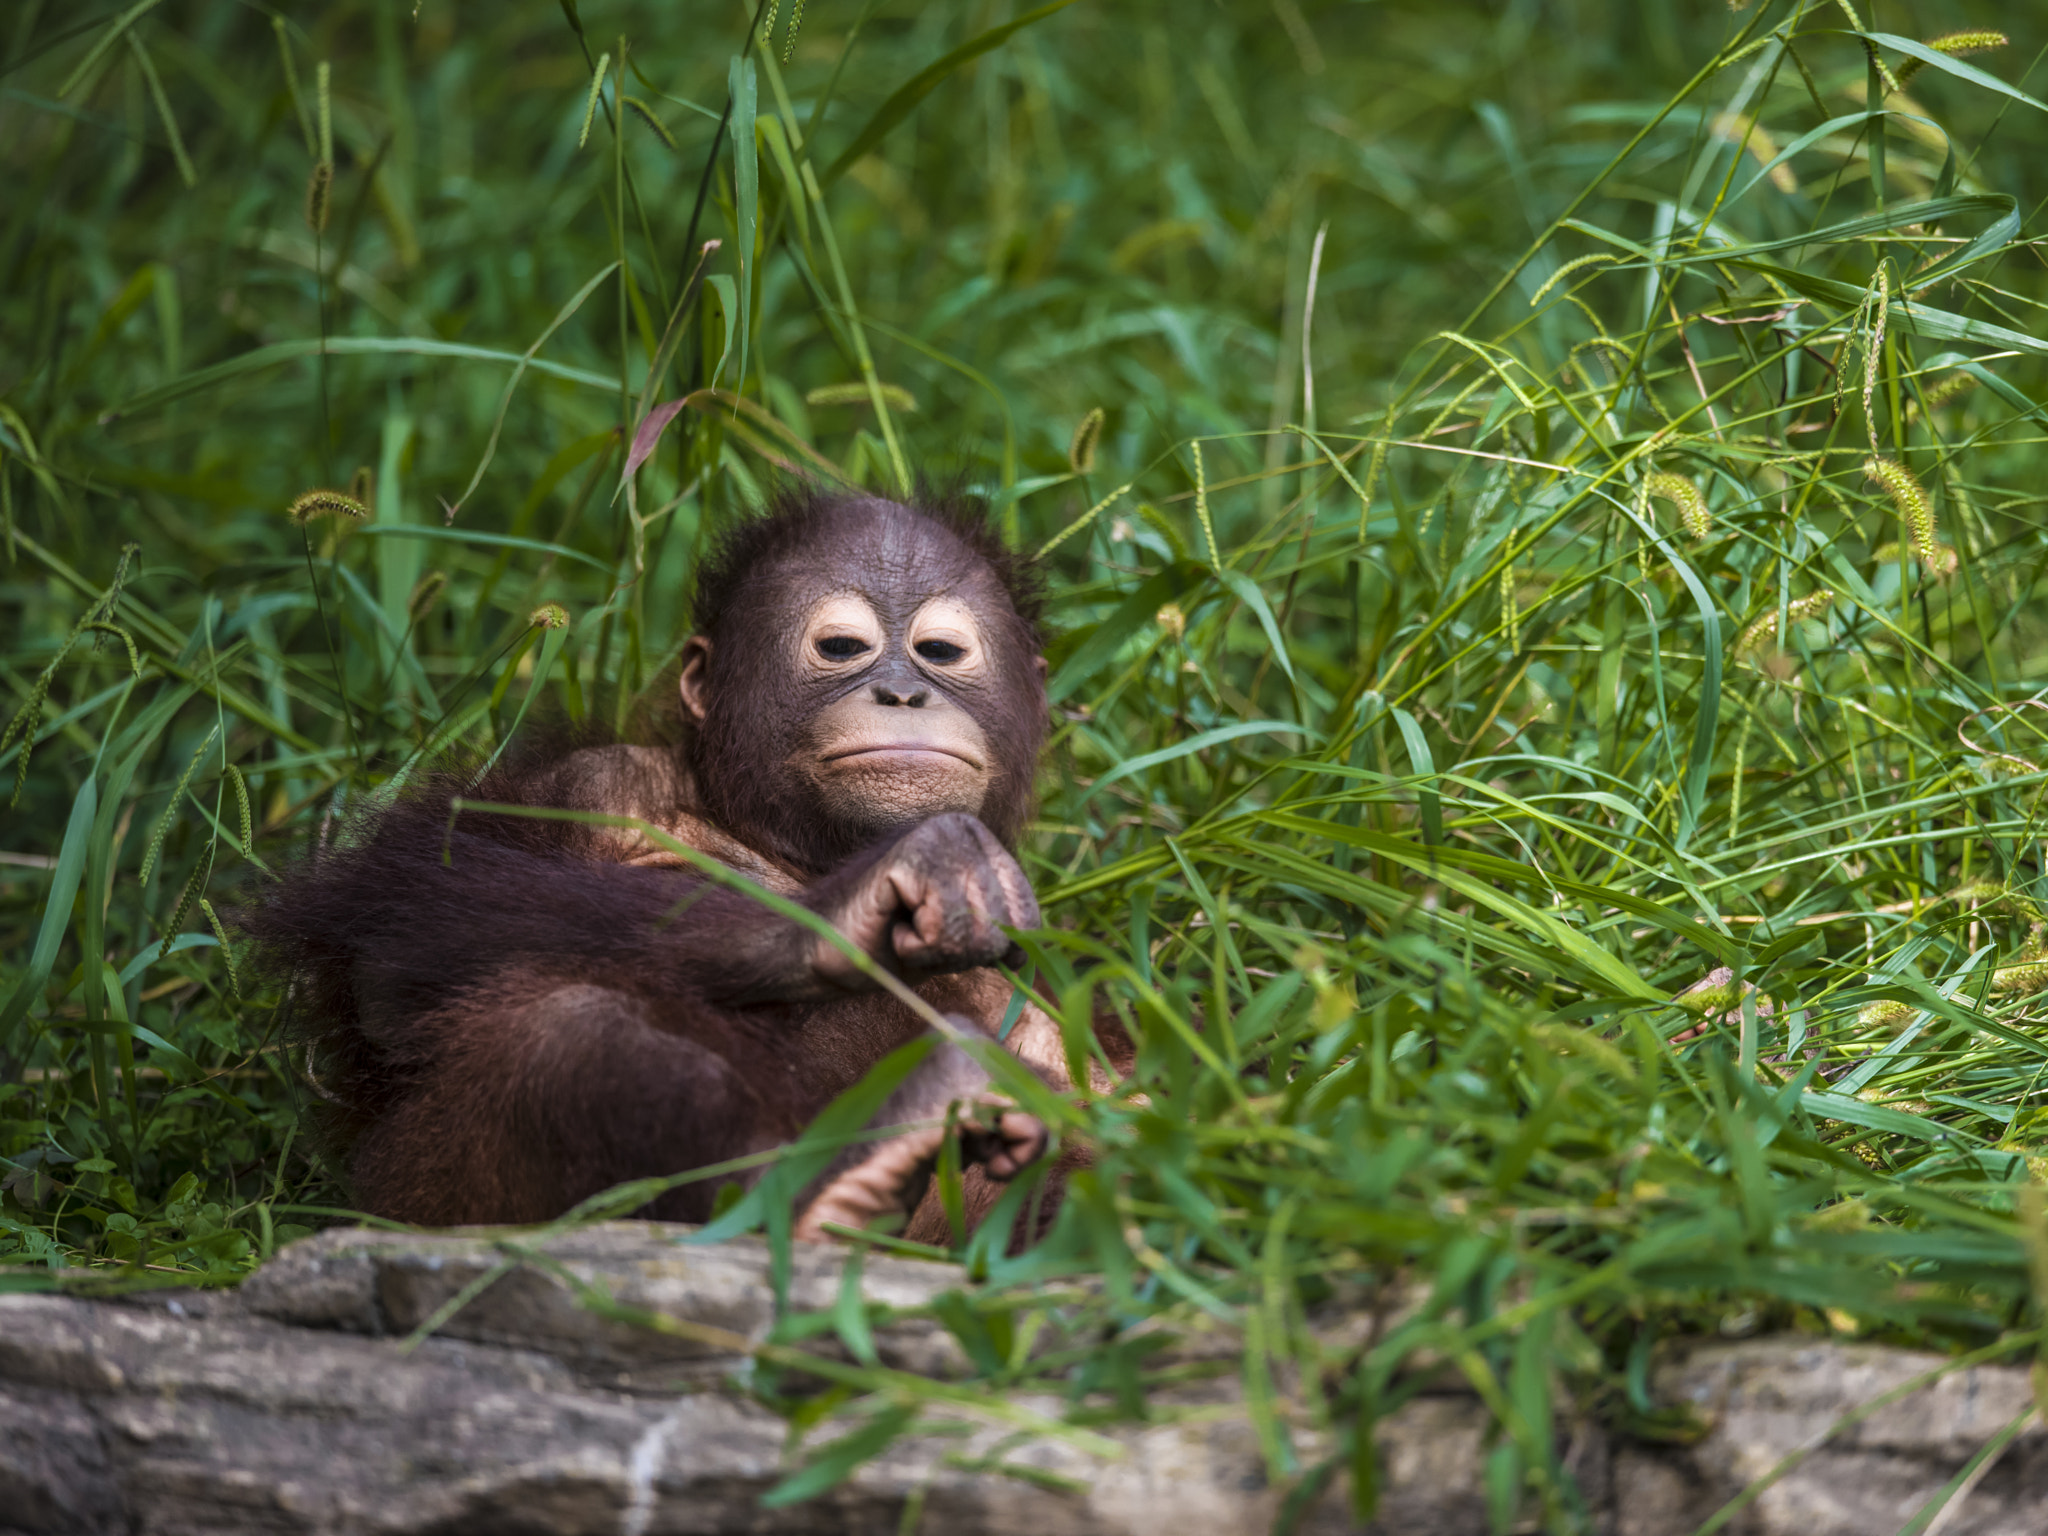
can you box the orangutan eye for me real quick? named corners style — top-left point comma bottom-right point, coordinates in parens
top-left (915, 639), bottom-right (965, 664)
top-left (816, 635), bottom-right (871, 660)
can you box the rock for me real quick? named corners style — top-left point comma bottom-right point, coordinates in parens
top-left (0, 1223), bottom-right (2042, 1535)
top-left (1615, 1340), bottom-right (2048, 1536)
top-left (242, 1223), bottom-right (978, 1388)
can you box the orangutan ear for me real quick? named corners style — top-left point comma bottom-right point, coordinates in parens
top-left (679, 636), bottom-right (713, 723)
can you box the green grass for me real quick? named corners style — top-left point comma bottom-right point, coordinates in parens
top-left (7, 0), bottom-right (2048, 1527)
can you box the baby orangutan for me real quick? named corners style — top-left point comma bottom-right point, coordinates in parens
top-left (252, 487), bottom-right (1094, 1240)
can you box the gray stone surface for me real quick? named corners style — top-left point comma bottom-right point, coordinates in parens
top-left (0, 1223), bottom-right (2042, 1535)
top-left (241, 1224), bottom-right (978, 1387)
top-left (1614, 1340), bottom-right (2048, 1536)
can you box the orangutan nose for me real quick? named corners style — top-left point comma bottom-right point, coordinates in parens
top-left (871, 679), bottom-right (929, 708)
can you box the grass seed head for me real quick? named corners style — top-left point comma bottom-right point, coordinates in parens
top-left (159, 858), bottom-right (208, 960)
top-left (1069, 407), bottom-right (1105, 475)
top-left (1992, 958), bottom-right (2048, 996)
top-left (1645, 471), bottom-right (1711, 539)
top-left (1919, 371), bottom-right (1976, 413)
top-left (1528, 252), bottom-right (1617, 307)
top-left (199, 899), bottom-right (240, 996)
top-left (1856, 33), bottom-right (1901, 96)
top-left (1947, 879), bottom-right (2005, 906)
top-left (1927, 29), bottom-right (2009, 55)
top-left (578, 52), bottom-right (611, 150)
top-left (288, 489), bottom-right (369, 524)
top-left (1736, 590), bottom-right (1833, 657)
top-left (304, 160), bottom-right (333, 234)
top-left (1192, 439), bottom-right (1218, 566)
top-left (530, 603), bottom-right (570, 630)
top-left (1992, 926), bottom-right (2048, 995)
top-left (805, 381), bottom-right (920, 413)
top-left (625, 96), bottom-right (677, 151)
top-left (1864, 456), bottom-right (1937, 566)
top-left (408, 571), bottom-right (449, 625)
top-left (1861, 266), bottom-right (1888, 443)
top-left (227, 762), bottom-right (253, 858)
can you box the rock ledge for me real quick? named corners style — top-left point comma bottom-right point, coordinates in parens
top-left (1, 1224), bottom-right (2042, 1535)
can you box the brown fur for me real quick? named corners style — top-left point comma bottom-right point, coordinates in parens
top-left (246, 487), bottom-right (1090, 1234)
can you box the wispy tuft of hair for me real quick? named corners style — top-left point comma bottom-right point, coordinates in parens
top-left (690, 479), bottom-right (1046, 644)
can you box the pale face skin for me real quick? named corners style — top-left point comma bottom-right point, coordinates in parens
top-left (678, 499), bottom-right (1050, 870)
top-left (680, 587), bottom-right (1021, 839)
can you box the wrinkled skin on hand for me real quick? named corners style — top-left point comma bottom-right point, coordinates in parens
top-left (808, 813), bottom-right (1041, 991)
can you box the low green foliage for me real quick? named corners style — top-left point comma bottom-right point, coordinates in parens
top-left (6, 0), bottom-right (2048, 1527)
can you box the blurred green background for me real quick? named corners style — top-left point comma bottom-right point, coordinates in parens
top-left (8, 2), bottom-right (2048, 1522)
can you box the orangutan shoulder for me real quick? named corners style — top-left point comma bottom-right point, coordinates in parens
top-left (552, 744), bottom-right (801, 892)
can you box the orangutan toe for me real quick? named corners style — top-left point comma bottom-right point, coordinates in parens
top-left (794, 1127), bottom-right (945, 1242)
top-left (961, 1106), bottom-right (1048, 1181)
top-left (792, 1096), bottom-right (1049, 1242)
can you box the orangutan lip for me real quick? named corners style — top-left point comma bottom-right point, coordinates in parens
top-left (824, 745), bottom-right (983, 769)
